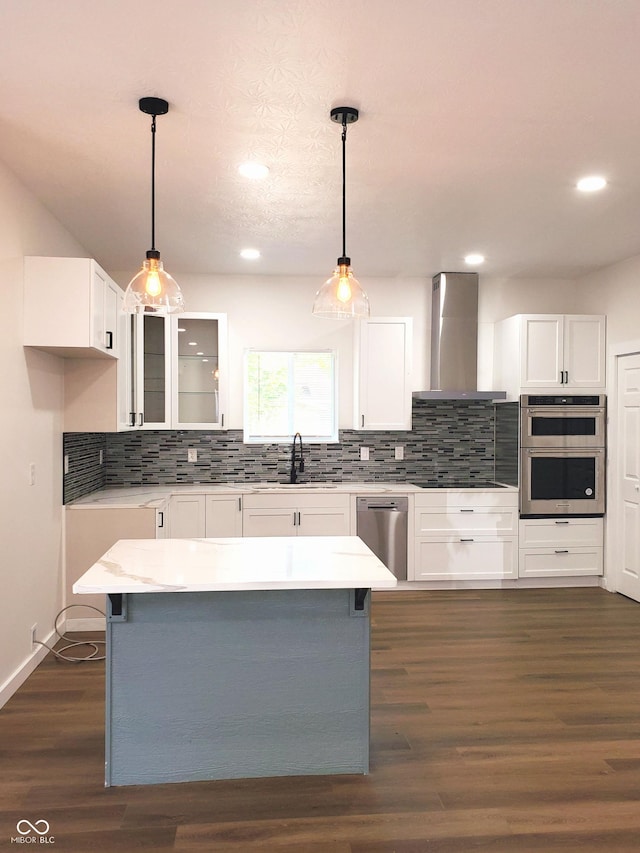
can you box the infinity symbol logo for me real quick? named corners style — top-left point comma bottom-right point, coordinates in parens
top-left (16, 819), bottom-right (50, 835)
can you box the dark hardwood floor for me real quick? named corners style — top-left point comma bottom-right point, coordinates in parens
top-left (2, 588), bottom-right (640, 852)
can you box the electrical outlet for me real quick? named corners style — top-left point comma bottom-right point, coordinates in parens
top-left (64, 454), bottom-right (69, 475)
top-left (99, 449), bottom-right (104, 465)
top-left (187, 448), bottom-right (198, 463)
top-left (29, 463), bottom-right (36, 486)
top-left (30, 623), bottom-right (38, 649)
top-left (360, 447), bottom-right (370, 461)
top-left (395, 446), bottom-right (405, 461)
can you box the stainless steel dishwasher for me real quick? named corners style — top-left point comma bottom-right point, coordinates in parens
top-left (356, 496), bottom-right (408, 580)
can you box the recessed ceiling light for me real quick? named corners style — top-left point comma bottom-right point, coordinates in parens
top-left (464, 253), bottom-right (485, 265)
top-left (238, 162), bottom-right (269, 180)
top-left (196, 352), bottom-right (204, 356)
top-left (188, 341), bottom-right (197, 346)
top-left (178, 327), bottom-right (186, 332)
top-left (240, 248), bottom-right (261, 260)
top-left (576, 175), bottom-right (607, 192)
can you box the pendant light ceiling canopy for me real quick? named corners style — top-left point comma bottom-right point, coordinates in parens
top-left (123, 96), bottom-right (185, 315)
top-left (312, 106), bottom-right (370, 320)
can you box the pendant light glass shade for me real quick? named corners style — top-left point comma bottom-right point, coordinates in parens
top-left (123, 97), bottom-right (184, 315)
top-left (123, 250), bottom-right (184, 314)
top-left (313, 105), bottom-right (370, 319)
top-left (312, 260), bottom-right (369, 319)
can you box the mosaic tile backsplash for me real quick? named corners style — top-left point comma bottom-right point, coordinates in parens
top-left (494, 401), bottom-right (519, 487)
top-left (63, 400), bottom-right (505, 503)
top-left (63, 432), bottom-right (107, 503)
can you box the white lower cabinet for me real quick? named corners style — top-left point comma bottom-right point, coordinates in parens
top-left (412, 491), bottom-right (519, 580)
top-left (169, 495), bottom-right (207, 538)
top-left (415, 539), bottom-right (518, 580)
top-left (169, 493), bottom-right (243, 538)
top-left (242, 493), bottom-right (351, 537)
top-left (518, 517), bottom-right (603, 577)
top-left (205, 494), bottom-right (243, 537)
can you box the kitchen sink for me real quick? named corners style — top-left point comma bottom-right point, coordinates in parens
top-left (249, 483), bottom-right (339, 490)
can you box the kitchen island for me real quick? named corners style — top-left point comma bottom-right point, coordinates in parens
top-left (73, 535), bottom-right (396, 786)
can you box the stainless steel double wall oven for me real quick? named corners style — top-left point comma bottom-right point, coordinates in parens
top-left (519, 394), bottom-right (606, 517)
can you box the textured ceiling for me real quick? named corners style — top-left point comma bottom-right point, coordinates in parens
top-left (2, 0), bottom-right (640, 280)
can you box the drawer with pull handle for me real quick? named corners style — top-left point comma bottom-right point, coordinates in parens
top-left (518, 546), bottom-right (603, 578)
top-left (519, 517), bottom-right (603, 548)
top-left (415, 507), bottom-right (517, 536)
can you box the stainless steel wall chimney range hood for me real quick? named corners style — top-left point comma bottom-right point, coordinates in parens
top-left (413, 272), bottom-right (506, 401)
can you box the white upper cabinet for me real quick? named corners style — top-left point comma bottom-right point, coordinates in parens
top-left (494, 314), bottom-right (606, 400)
top-left (24, 256), bottom-right (121, 358)
top-left (135, 313), bottom-right (172, 429)
top-left (354, 317), bottom-right (412, 430)
top-left (562, 315), bottom-right (606, 390)
top-left (124, 312), bottom-right (227, 430)
top-left (65, 310), bottom-right (228, 433)
top-left (171, 313), bottom-right (228, 430)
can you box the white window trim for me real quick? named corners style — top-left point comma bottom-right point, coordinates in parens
top-left (243, 349), bottom-right (339, 444)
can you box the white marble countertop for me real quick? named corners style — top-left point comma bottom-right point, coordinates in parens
top-left (68, 481), bottom-right (517, 508)
top-left (72, 535), bottom-right (398, 594)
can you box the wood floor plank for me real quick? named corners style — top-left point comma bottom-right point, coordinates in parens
top-left (1, 589), bottom-right (640, 851)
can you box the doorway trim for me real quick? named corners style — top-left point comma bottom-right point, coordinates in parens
top-left (604, 338), bottom-right (640, 592)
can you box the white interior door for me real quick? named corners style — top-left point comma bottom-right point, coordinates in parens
top-left (617, 352), bottom-right (640, 602)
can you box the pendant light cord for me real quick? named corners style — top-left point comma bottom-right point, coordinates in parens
top-left (150, 113), bottom-right (157, 252)
top-left (341, 119), bottom-right (347, 259)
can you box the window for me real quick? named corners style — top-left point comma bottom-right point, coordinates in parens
top-left (244, 350), bottom-right (337, 443)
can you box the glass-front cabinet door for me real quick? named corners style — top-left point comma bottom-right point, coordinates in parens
top-left (130, 313), bottom-right (172, 429)
top-left (171, 313), bottom-right (227, 429)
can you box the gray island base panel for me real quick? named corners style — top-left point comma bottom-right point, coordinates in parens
top-left (106, 588), bottom-right (371, 786)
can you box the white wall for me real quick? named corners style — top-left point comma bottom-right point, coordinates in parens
top-left (0, 160), bottom-right (87, 706)
top-left (575, 254), bottom-right (640, 347)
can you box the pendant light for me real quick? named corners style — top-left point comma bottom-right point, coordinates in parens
top-left (313, 106), bottom-right (370, 319)
top-left (123, 97), bottom-right (184, 314)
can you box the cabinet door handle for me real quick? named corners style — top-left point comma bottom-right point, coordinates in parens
top-left (554, 549), bottom-right (569, 554)
top-left (565, 370), bottom-right (569, 384)
top-left (361, 415), bottom-right (365, 428)
top-left (293, 512), bottom-right (297, 527)
top-left (129, 412), bottom-right (136, 427)
top-left (555, 520), bottom-right (570, 525)
top-left (460, 509), bottom-right (474, 513)
top-left (460, 538), bottom-right (474, 542)
top-left (138, 413), bottom-right (144, 427)
top-left (105, 330), bottom-right (113, 350)
top-left (158, 511), bottom-right (164, 529)
top-left (221, 413), bottom-right (225, 428)
top-left (238, 497), bottom-right (242, 512)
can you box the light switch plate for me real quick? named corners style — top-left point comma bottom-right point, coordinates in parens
top-left (395, 446), bottom-right (405, 461)
top-left (187, 448), bottom-right (198, 462)
top-left (360, 447), bottom-right (370, 461)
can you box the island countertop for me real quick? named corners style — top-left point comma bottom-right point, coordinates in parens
top-left (72, 535), bottom-right (398, 595)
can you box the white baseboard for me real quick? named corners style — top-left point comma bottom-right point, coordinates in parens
top-left (386, 576), bottom-right (602, 591)
top-left (0, 625), bottom-right (58, 710)
top-left (65, 617), bottom-right (106, 632)
top-left (0, 616), bottom-right (107, 710)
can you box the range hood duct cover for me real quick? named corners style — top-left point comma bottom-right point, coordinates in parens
top-left (413, 272), bottom-right (506, 401)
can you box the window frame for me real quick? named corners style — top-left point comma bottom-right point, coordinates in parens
top-left (243, 348), bottom-right (339, 444)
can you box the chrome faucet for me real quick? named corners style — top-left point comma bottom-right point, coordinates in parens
top-left (290, 432), bottom-right (305, 484)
